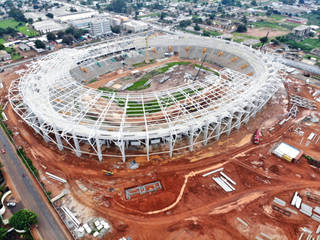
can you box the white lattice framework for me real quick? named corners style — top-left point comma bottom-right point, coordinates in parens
top-left (9, 35), bottom-right (283, 161)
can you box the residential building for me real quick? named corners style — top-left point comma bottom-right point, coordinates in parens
top-left (292, 25), bottom-right (311, 37)
top-left (89, 18), bottom-right (112, 36)
top-left (19, 43), bottom-right (31, 51)
top-left (123, 21), bottom-right (149, 33)
top-left (0, 50), bottom-right (11, 61)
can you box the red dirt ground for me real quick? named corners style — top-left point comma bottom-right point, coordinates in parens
top-left (1, 64), bottom-right (320, 240)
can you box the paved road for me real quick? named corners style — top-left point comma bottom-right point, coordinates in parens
top-left (0, 129), bottom-right (70, 240)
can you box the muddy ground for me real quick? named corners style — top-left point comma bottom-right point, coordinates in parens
top-left (1, 63), bottom-right (320, 240)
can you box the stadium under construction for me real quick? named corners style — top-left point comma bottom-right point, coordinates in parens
top-left (8, 35), bottom-right (283, 161)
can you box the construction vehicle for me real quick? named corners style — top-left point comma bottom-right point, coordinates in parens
top-left (145, 33), bottom-right (157, 64)
top-left (102, 170), bottom-right (114, 176)
top-left (252, 129), bottom-right (260, 144)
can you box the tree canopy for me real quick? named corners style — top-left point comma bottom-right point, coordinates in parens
top-left (8, 8), bottom-right (27, 22)
top-left (107, 0), bottom-right (127, 13)
top-left (35, 40), bottom-right (45, 49)
top-left (46, 32), bottom-right (56, 41)
top-left (9, 209), bottom-right (38, 231)
top-left (236, 24), bottom-right (247, 32)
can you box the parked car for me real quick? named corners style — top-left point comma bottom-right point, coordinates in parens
top-left (7, 202), bottom-right (16, 207)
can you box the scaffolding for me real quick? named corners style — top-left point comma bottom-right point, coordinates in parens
top-left (8, 35), bottom-right (283, 162)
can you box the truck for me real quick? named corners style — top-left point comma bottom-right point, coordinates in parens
top-left (252, 129), bottom-right (260, 144)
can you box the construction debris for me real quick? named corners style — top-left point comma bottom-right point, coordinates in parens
top-left (272, 204), bottom-right (291, 217)
top-left (236, 217), bottom-right (248, 227)
top-left (46, 172), bottom-right (67, 183)
top-left (290, 95), bottom-right (317, 110)
top-left (125, 181), bottom-right (162, 200)
top-left (273, 197), bottom-right (286, 207)
top-left (202, 167), bottom-right (224, 177)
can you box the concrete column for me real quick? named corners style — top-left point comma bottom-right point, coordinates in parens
top-left (244, 105), bottom-right (253, 124)
top-left (146, 138), bottom-right (150, 161)
top-left (236, 112), bottom-right (244, 130)
top-left (226, 113), bottom-right (233, 136)
top-left (53, 126), bottom-right (63, 151)
top-left (203, 121), bottom-right (209, 145)
top-left (215, 117), bottom-right (221, 141)
top-left (38, 119), bottom-right (50, 143)
top-left (72, 132), bottom-right (81, 157)
top-left (189, 126), bottom-right (194, 151)
top-left (169, 136), bottom-right (173, 158)
top-left (121, 141), bottom-right (126, 163)
top-left (96, 138), bottom-right (102, 162)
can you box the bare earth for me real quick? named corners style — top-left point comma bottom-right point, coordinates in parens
top-left (246, 28), bottom-right (289, 38)
top-left (1, 63), bottom-right (320, 240)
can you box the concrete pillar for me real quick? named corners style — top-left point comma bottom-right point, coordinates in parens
top-left (121, 141), bottom-right (126, 162)
top-left (53, 126), bottom-right (63, 151)
top-left (189, 126), bottom-right (194, 151)
top-left (72, 132), bottom-right (81, 157)
top-left (215, 118), bottom-right (221, 141)
top-left (169, 136), bottom-right (173, 158)
top-left (236, 112), bottom-right (244, 130)
top-left (38, 119), bottom-right (50, 143)
top-left (146, 138), bottom-right (150, 161)
top-left (226, 113), bottom-right (233, 136)
top-left (96, 138), bottom-right (102, 162)
top-left (203, 121), bottom-right (209, 145)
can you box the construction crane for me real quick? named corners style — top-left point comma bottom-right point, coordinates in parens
top-left (260, 31), bottom-right (269, 50)
top-left (194, 54), bottom-right (207, 81)
top-left (145, 33), bottom-right (157, 64)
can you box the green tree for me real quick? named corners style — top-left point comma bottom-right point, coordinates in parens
top-left (27, 18), bottom-right (33, 24)
top-left (46, 13), bottom-right (54, 18)
top-left (8, 8), bottom-right (26, 22)
top-left (46, 32), bottom-right (56, 41)
top-left (9, 210), bottom-right (38, 231)
top-left (57, 31), bottom-right (64, 39)
top-left (251, 0), bottom-right (257, 5)
top-left (260, 36), bottom-right (268, 45)
top-left (0, 227), bottom-right (7, 239)
top-left (107, 0), bottom-right (127, 13)
top-left (203, 30), bottom-right (210, 36)
top-left (111, 25), bottom-right (121, 34)
top-left (0, 44), bottom-right (4, 50)
top-left (236, 24), bottom-right (247, 32)
top-left (194, 24), bottom-right (200, 31)
top-left (160, 11), bottom-right (166, 20)
top-left (35, 40), bottom-right (45, 49)
top-left (62, 35), bottom-right (74, 45)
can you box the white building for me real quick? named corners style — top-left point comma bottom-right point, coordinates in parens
top-left (57, 11), bottom-right (96, 23)
top-left (33, 20), bottom-right (67, 33)
top-left (123, 21), bottom-right (148, 33)
top-left (89, 18), bottom-right (112, 36)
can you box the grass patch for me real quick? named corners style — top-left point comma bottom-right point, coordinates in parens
top-left (300, 38), bottom-right (320, 49)
top-left (132, 59), bottom-right (155, 68)
top-left (17, 147), bottom-right (39, 178)
top-left (98, 87), bottom-right (116, 93)
top-left (17, 25), bottom-right (38, 37)
top-left (128, 62), bottom-right (191, 91)
top-left (0, 19), bottom-right (38, 37)
top-left (118, 88), bottom-right (201, 116)
top-left (269, 14), bottom-right (286, 21)
top-left (0, 38), bottom-right (5, 44)
top-left (88, 78), bottom-right (97, 84)
top-left (194, 64), bottom-right (219, 76)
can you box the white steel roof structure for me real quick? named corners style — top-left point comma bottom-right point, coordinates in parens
top-left (9, 35), bottom-right (283, 161)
